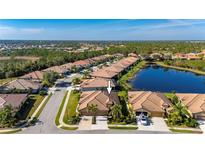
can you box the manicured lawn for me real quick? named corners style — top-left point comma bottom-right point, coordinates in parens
top-left (16, 94), bottom-right (45, 120)
top-left (55, 91), bottom-right (68, 126)
top-left (60, 126), bottom-right (78, 130)
top-left (0, 128), bottom-right (22, 134)
top-left (108, 125), bottom-right (138, 130)
top-left (169, 128), bottom-right (203, 134)
top-left (34, 93), bottom-right (52, 118)
top-left (26, 95), bottom-right (45, 119)
top-left (63, 90), bottom-right (80, 124)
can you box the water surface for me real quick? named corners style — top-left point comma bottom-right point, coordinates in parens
top-left (130, 64), bottom-right (205, 93)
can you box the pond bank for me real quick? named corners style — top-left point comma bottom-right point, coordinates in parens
top-left (156, 61), bottom-right (205, 76)
top-left (118, 61), bottom-right (147, 90)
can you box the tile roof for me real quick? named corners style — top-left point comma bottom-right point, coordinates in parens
top-left (128, 91), bottom-right (171, 113)
top-left (0, 94), bottom-right (28, 109)
top-left (20, 71), bottom-right (44, 81)
top-left (176, 93), bottom-right (205, 114)
top-left (43, 66), bottom-right (67, 74)
top-left (6, 79), bottom-right (41, 90)
top-left (91, 69), bottom-right (118, 79)
top-left (79, 91), bottom-right (119, 111)
top-left (81, 78), bottom-right (116, 88)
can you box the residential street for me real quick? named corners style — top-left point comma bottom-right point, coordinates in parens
top-left (21, 89), bottom-right (68, 134)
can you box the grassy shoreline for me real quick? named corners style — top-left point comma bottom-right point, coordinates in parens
top-left (156, 61), bottom-right (205, 76)
top-left (118, 61), bottom-right (147, 90)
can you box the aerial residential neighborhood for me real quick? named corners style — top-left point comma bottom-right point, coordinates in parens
top-left (0, 20), bottom-right (205, 135)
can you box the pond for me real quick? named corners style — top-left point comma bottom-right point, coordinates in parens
top-left (130, 64), bottom-right (205, 93)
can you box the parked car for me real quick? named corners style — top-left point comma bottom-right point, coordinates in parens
top-left (138, 115), bottom-right (149, 126)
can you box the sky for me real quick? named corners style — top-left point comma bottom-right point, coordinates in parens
top-left (0, 19), bottom-right (205, 40)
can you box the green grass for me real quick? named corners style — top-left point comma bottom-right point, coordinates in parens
top-left (60, 126), bottom-right (78, 130)
top-left (169, 128), bottom-right (203, 134)
top-left (156, 61), bottom-right (205, 76)
top-left (108, 125), bottom-right (138, 130)
top-left (34, 93), bottom-right (52, 118)
top-left (26, 95), bottom-right (45, 119)
top-left (16, 94), bottom-right (45, 120)
top-left (118, 61), bottom-right (146, 90)
top-left (0, 128), bottom-right (22, 134)
top-left (55, 91), bottom-right (68, 126)
top-left (0, 77), bottom-right (17, 85)
top-left (63, 91), bottom-right (80, 124)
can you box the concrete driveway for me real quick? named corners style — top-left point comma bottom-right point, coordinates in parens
top-left (138, 117), bottom-right (170, 132)
top-left (78, 116), bottom-right (92, 130)
top-left (91, 116), bottom-right (108, 130)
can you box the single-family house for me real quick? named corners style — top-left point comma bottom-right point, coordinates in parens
top-left (78, 90), bottom-right (120, 116)
top-left (81, 78), bottom-right (116, 91)
top-left (176, 93), bottom-right (205, 120)
top-left (0, 93), bottom-right (28, 111)
top-left (128, 91), bottom-right (171, 117)
top-left (5, 79), bottom-right (42, 93)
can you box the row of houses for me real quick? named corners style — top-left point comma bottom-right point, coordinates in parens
top-left (78, 54), bottom-right (139, 115)
top-left (0, 54), bottom-right (114, 111)
top-left (77, 89), bottom-right (205, 120)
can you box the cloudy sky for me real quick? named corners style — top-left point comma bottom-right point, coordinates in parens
top-left (0, 19), bottom-right (205, 40)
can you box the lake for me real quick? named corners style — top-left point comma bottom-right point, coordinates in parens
top-left (130, 64), bottom-right (205, 93)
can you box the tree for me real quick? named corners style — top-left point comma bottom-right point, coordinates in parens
top-left (42, 72), bottom-right (59, 87)
top-left (82, 70), bottom-right (91, 79)
top-left (167, 94), bottom-right (199, 127)
top-left (72, 77), bottom-right (81, 85)
top-left (88, 104), bottom-right (98, 124)
top-left (0, 105), bottom-right (16, 128)
top-left (109, 104), bottom-right (123, 122)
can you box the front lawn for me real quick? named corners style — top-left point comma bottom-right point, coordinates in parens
top-left (63, 90), bottom-right (80, 124)
top-left (108, 125), bottom-right (138, 130)
top-left (55, 91), bottom-right (68, 126)
top-left (169, 128), bottom-right (202, 134)
top-left (16, 94), bottom-right (45, 120)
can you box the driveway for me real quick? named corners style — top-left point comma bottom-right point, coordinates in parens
top-left (91, 116), bottom-right (108, 130)
top-left (198, 120), bottom-right (205, 133)
top-left (78, 116), bottom-right (92, 130)
top-left (138, 117), bottom-right (170, 132)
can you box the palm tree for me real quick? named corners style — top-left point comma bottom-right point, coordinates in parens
top-left (88, 104), bottom-right (98, 124)
top-left (109, 104), bottom-right (122, 122)
top-left (72, 77), bottom-right (81, 85)
top-left (82, 70), bottom-right (90, 79)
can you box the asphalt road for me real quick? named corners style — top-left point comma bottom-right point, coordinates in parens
top-left (21, 90), bottom-right (68, 134)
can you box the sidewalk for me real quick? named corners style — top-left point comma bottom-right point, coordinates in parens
top-left (57, 88), bottom-right (78, 129)
top-left (29, 94), bottom-right (49, 121)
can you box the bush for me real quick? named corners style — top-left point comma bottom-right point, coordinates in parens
top-left (39, 90), bottom-right (47, 96)
top-left (68, 115), bottom-right (81, 125)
